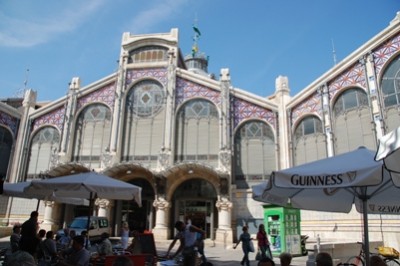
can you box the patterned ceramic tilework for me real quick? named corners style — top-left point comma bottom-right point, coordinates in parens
top-left (126, 68), bottom-right (168, 87)
top-left (327, 62), bottom-right (366, 100)
top-left (175, 77), bottom-right (221, 106)
top-left (231, 97), bottom-right (276, 129)
top-left (373, 33), bottom-right (400, 75)
top-left (32, 106), bottom-right (65, 132)
top-left (0, 111), bottom-right (19, 137)
top-left (77, 82), bottom-right (116, 110)
top-left (290, 91), bottom-right (322, 124)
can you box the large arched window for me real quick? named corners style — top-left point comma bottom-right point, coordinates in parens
top-left (122, 80), bottom-right (166, 168)
top-left (27, 126), bottom-right (59, 179)
top-left (234, 120), bottom-right (275, 188)
top-left (293, 115), bottom-right (326, 165)
top-left (0, 126), bottom-right (13, 179)
top-left (332, 87), bottom-right (375, 154)
top-left (381, 54), bottom-right (400, 131)
top-left (175, 99), bottom-right (219, 167)
top-left (72, 104), bottom-right (111, 169)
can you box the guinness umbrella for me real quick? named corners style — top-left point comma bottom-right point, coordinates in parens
top-left (252, 147), bottom-right (400, 266)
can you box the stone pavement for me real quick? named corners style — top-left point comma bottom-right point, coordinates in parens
top-left (154, 240), bottom-right (311, 266)
top-left (0, 236), bottom-right (312, 266)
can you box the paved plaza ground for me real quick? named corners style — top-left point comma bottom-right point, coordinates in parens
top-left (0, 236), bottom-right (312, 266)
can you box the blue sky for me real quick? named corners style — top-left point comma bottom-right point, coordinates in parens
top-left (0, 0), bottom-right (398, 101)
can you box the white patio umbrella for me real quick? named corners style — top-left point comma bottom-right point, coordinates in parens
top-left (252, 147), bottom-right (399, 266)
top-left (2, 181), bottom-right (90, 209)
top-left (23, 172), bottom-right (142, 247)
top-left (24, 172), bottom-right (142, 205)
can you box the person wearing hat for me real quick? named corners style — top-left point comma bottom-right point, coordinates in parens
top-left (10, 224), bottom-right (21, 253)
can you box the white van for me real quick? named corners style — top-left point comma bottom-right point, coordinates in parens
top-left (57, 216), bottom-right (110, 242)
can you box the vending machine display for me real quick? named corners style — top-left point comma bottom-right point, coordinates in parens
top-left (263, 206), bottom-right (301, 256)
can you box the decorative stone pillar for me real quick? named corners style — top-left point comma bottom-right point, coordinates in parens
top-left (95, 199), bottom-right (112, 218)
top-left (41, 201), bottom-right (57, 232)
top-left (152, 197), bottom-right (170, 240)
top-left (320, 84), bottom-right (334, 157)
top-left (215, 196), bottom-right (233, 247)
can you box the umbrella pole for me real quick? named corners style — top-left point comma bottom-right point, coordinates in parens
top-left (363, 198), bottom-right (370, 266)
top-left (86, 192), bottom-right (94, 249)
top-left (36, 199), bottom-right (40, 212)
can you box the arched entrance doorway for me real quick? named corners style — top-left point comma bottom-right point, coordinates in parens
top-left (115, 178), bottom-right (155, 233)
top-left (172, 178), bottom-right (217, 239)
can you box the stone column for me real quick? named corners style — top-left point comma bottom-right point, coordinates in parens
top-left (215, 196), bottom-right (233, 246)
top-left (275, 76), bottom-right (291, 169)
top-left (60, 78), bottom-right (79, 162)
top-left (362, 54), bottom-right (384, 138)
top-left (152, 197), bottom-right (170, 240)
top-left (320, 84), bottom-right (334, 157)
top-left (41, 201), bottom-right (57, 232)
top-left (95, 199), bottom-right (112, 218)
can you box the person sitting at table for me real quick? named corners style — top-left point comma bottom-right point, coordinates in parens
top-left (125, 230), bottom-right (141, 255)
top-left (97, 232), bottom-right (113, 256)
top-left (58, 235), bottom-right (90, 266)
top-left (10, 224), bottom-right (21, 253)
top-left (57, 228), bottom-right (71, 250)
top-left (80, 230), bottom-right (91, 250)
top-left (39, 231), bottom-right (58, 264)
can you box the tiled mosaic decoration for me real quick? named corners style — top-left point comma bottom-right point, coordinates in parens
top-left (231, 97), bottom-right (276, 130)
top-left (0, 111), bottom-right (19, 137)
top-left (373, 33), bottom-right (400, 75)
top-left (291, 91), bottom-right (322, 125)
top-left (175, 77), bottom-right (221, 106)
top-left (77, 82), bottom-right (116, 111)
top-left (32, 107), bottom-right (65, 132)
top-left (126, 68), bottom-right (168, 88)
top-left (328, 62), bottom-right (366, 99)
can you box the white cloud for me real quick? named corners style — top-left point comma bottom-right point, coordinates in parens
top-left (128, 0), bottom-right (189, 33)
top-left (0, 0), bottom-right (106, 48)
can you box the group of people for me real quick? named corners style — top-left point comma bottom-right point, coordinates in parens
top-left (234, 224), bottom-right (390, 266)
top-left (7, 211), bottom-right (92, 266)
top-left (234, 224), bottom-right (274, 266)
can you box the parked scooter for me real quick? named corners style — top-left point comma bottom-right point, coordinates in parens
top-left (301, 235), bottom-right (309, 255)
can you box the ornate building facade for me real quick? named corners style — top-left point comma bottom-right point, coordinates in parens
top-left (1, 12), bottom-right (400, 246)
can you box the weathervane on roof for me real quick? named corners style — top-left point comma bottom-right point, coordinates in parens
top-left (192, 16), bottom-right (201, 57)
top-left (331, 39), bottom-right (337, 66)
top-left (15, 68), bottom-right (29, 98)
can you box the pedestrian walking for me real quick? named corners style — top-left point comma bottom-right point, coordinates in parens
top-left (233, 225), bottom-right (253, 266)
top-left (256, 224), bottom-right (272, 260)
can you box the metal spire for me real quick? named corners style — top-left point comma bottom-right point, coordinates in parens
top-left (331, 39), bottom-right (337, 66)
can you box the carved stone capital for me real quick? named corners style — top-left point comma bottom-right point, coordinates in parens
top-left (44, 201), bottom-right (55, 208)
top-left (95, 198), bottom-right (111, 209)
top-left (153, 197), bottom-right (170, 211)
top-left (215, 197), bottom-right (232, 211)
